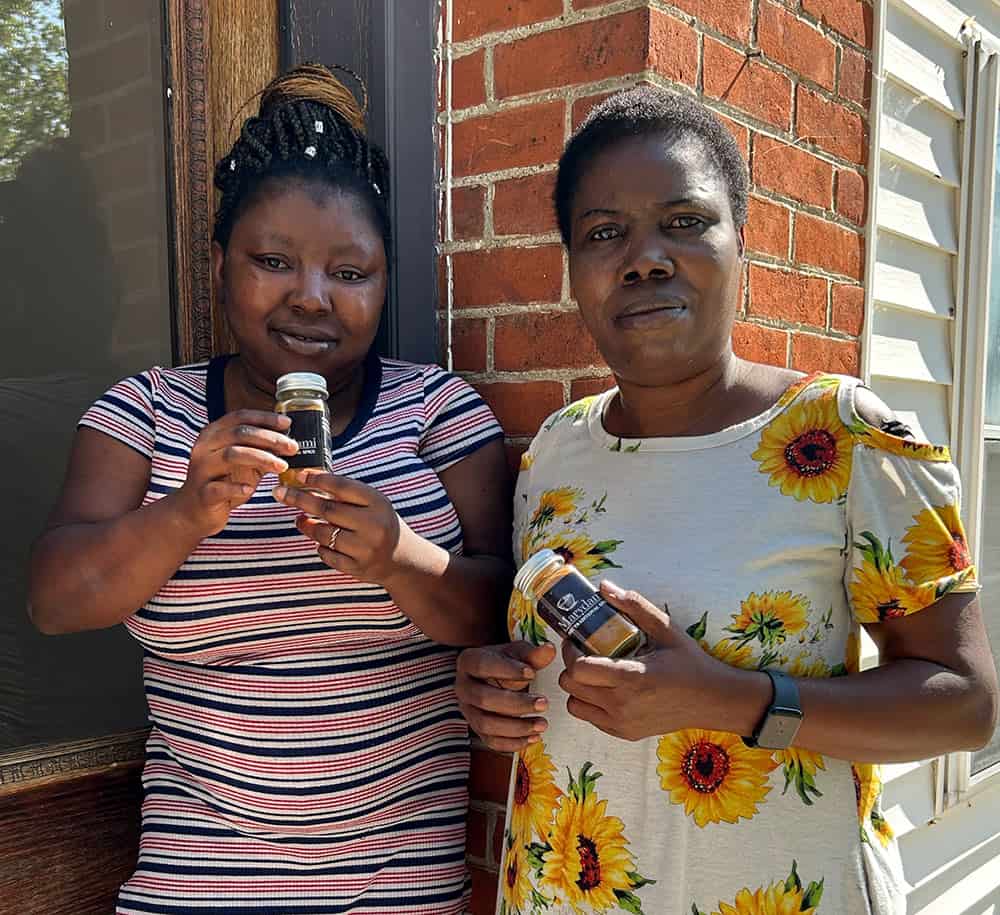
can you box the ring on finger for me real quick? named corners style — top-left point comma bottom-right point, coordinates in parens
top-left (327, 526), bottom-right (341, 550)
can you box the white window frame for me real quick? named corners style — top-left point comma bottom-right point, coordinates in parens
top-left (949, 32), bottom-right (1000, 804)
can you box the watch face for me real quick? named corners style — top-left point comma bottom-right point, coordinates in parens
top-left (755, 709), bottom-right (803, 750)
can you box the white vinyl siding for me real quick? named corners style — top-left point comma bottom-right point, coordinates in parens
top-left (867, 0), bottom-right (966, 447)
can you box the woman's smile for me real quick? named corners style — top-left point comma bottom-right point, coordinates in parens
top-left (615, 297), bottom-right (688, 330)
top-left (270, 325), bottom-right (338, 357)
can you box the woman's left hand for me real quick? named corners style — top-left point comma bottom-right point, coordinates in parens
top-left (273, 470), bottom-right (421, 586)
top-left (558, 581), bottom-right (747, 741)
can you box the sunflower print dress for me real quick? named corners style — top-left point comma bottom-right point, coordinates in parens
top-left (498, 373), bottom-right (978, 915)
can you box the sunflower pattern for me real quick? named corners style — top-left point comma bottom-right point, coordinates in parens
top-left (901, 503), bottom-right (975, 584)
top-left (509, 741), bottom-right (563, 844)
top-left (752, 390), bottom-right (853, 504)
top-left (503, 763), bottom-right (654, 914)
top-left (543, 397), bottom-right (598, 432)
top-left (849, 531), bottom-right (953, 624)
top-left (497, 374), bottom-right (967, 912)
top-left (854, 424), bottom-right (952, 462)
top-left (693, 861), bottom-right (824, 915)
top-left (726, 591), bottom-right (810, 648)
top-left (657, 729), bottom-right (778, 827)
top-left (853, 763), bottom-right (894, 849)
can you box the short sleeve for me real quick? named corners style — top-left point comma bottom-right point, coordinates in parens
top-left (78, 371), bottom-right (157, 460)
top-left (419, 367), bottom-right (503, 472)
top-left (845, 401), bottom-right (978, 625)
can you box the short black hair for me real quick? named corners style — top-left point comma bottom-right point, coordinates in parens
top-left (555, 86), bottom-right (749, 245)
top-left (213, 63), bottom-right (390, 253)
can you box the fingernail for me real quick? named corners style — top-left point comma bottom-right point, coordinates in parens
top-left (272, 486), bottom-right (287, 500)
top-left (533, 697), bottom-right (548, 711)
top-left (522, 667), bottom-right (535, 679)
top-left (532, 719), bottom-right (548, 732)
top-left (527, 734), bottom-right (541, 744)
top-left (602, 580), bottom-right (625, 598)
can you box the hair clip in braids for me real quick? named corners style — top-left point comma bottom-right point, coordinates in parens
top-left (314, 120), bottom-right (324, 134)
top-left (304, 146), bottom-right (317, 159)
top-left (229, 158), bottom-right (237, 171)
top-left (372, 181), bottom-right (382, 197)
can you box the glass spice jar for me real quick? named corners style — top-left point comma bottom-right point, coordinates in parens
top-left (514, 549), bottom-right (644, 658)
top-left (274, 372), bottom-right (333, 487)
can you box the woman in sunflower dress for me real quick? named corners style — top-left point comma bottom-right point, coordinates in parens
top-left (456, 88), bottom-right (998, 915)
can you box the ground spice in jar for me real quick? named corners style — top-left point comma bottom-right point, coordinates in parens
top-left (274, 372), bottom-right (332, 487)
top-left (514, 549), bottom-right (644, 658)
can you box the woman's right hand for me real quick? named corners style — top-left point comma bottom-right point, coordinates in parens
top-left (176, 410), bottom-right (298, 536)
top-left (456, 641), bottom-right (557, 752)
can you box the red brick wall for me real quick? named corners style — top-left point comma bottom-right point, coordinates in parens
top-left (438, 3), bottom-right (872, 911)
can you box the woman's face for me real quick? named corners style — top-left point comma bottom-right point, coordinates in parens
top-left (212, 180), bottom-right (387, 390)
top-left (568, 132), bottom-right (743, 387)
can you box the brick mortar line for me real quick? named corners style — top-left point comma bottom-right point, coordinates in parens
top-left (750, 0), bottom-right (873, 56)
top-left (639, 13), bottom-right (872, 119)
top-left (444, 71), bottom-right (659, 124)
top-left (441, 234), bottom-right (564, 254)
top-left (745, 257), bottom-right (865, 285)
top-left (486, 316), bottom-right (496, 373)
top-left (484, 45), bottom-right (496, 104)
top-left (695, 31), bottom-right (705, 94)
top-left (448, 304), bottom-right (580, 319)
top-left (450, 164), bottom-right (558, 189)
top-left (825, 269), bottom-right (835, 333)
top-left (463, 367), bottom-right (614, 383)
top-left (483, 184), bottom-right (496, 244)
top-left (444, 76), bottom-right (867, 176)
top-left (745, 183), bottom-right (866, 229)
top-left (447, 0), bottom-right (647, 54)
top-left (640, 73), bottom-right (869, 172)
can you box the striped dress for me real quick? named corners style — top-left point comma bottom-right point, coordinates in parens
top-left (79, 353), bottom-right (503, 914)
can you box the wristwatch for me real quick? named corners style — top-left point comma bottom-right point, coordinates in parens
top-left (742, 669), bottom-right (802, 750)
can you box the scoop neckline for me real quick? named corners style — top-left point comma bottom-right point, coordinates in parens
top-left (206, 350), bottom-right (382, 450)
top-left (586, 372), bottom-right (821, 452)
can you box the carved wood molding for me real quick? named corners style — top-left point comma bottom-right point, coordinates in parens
top-left (167, 0), bottom-right (215, 363)
top-left (0, 729), bottom-right (148, 794)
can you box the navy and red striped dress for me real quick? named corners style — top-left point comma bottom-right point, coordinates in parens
top-left (80, 353), bottom-right (503, 914)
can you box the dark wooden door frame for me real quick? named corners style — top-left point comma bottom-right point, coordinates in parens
top-left (280, 0), bottom-right (440, 365)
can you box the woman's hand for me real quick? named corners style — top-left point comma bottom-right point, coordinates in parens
top-left (273, 470), bottom-right (425, 586)
top-left (177, 410), bottom-right (297, 537)
top-left (558, 581), bottom-right (756, 742)
top-left (456, 641), bottom-right (557, 752)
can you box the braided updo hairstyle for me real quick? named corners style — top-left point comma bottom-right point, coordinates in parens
top-left (213, 63), bottom-right (390, 253)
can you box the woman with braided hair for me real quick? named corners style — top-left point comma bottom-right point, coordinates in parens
top-left (29, 64), bottom-right (511, 914)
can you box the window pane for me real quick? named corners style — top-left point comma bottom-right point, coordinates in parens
top-left (974, 444), bottom-right (1000, 773)
top-left (0, 0), bottom-right (172, 751)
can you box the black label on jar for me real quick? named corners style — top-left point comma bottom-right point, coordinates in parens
top-left (285, 409), bottom-right (332, 470)
top-left (536, 575), bottom-right (617, 645)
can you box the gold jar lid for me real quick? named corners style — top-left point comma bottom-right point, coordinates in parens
top-left (276, 372), bottom-right (328, 398)
top-left (514, 548), bottom-right (565, 600)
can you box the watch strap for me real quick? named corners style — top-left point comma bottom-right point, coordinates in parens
top-left (742, 669), bottom-right (803, 749)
